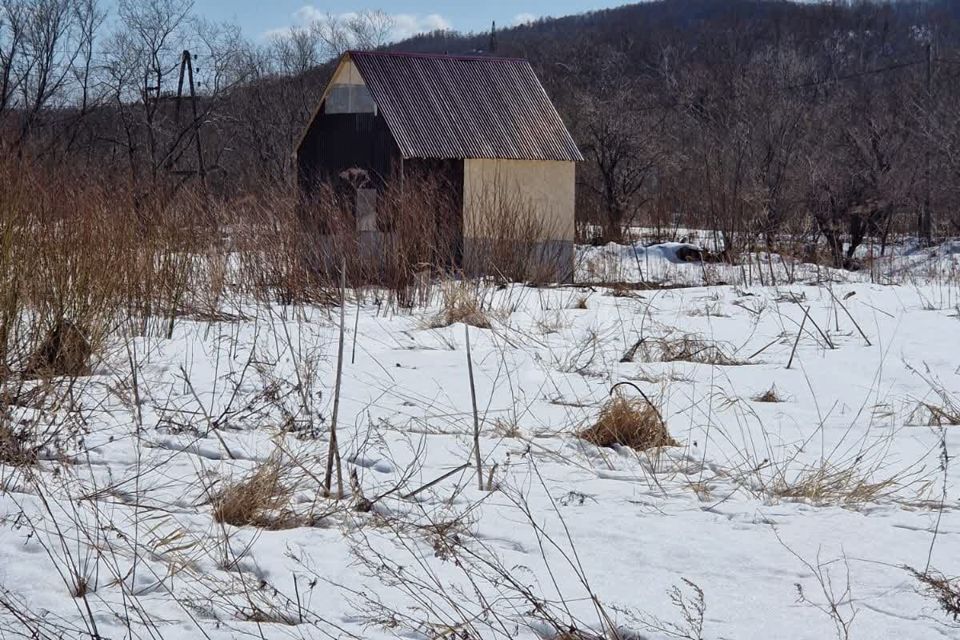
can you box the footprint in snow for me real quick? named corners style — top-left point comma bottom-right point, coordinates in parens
top-left (349, 455), bottom-right (395, 474)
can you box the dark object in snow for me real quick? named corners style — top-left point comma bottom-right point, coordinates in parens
top-left (674, 245), bottom-right (703, 262)
top-left (25, 320), bottom-right (91, 378)
top-left (0, 422), bottom-right (36, 466)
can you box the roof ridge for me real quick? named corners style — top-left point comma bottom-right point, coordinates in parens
top-left (347, 50), bottom-right (529, 64)
top-left (338, 48), bottom-right (583, 162)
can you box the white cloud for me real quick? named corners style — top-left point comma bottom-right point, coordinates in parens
top-left (513, 13), bottom-right (537, 26)
top-left (293, 5), bottom-right (325, 24)
top-left (391, 13), bottom-right (451, 39)
top-left (267, 7), bottom-right (452, 42)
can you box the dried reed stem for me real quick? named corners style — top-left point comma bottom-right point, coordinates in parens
top-left (324, 264), bottom-right (346, 498)
top-left (465, 325), bottom-right (483, 490)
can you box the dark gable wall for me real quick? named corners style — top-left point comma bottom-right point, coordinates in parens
top-left (297, 102), bottom-right (400, 199)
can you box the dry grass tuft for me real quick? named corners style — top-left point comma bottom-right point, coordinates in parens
top-left (552, 630), bottom-right (606, 640)
top-left (909, 567), bottom-right (960, 621)
top-left (535, 312), bottom-right (569, 335)
top-left (915, 402), bottom-right (960, 426)
top-left (70, 576), bottom-right (92, 599)
top-left (212, 458), bottom-right (299, 530)
top-left (428, 283), bottom-right (491, 329)
top-left (768, 463), bottom-right (899, 506)
top-left (640, 333), bottom-right (745, 366)
top-left (579, 395), bottom-right (677, 451)
top-left (606, 282), bottom-right (642, 298)
top-left (905, 370), bottom-right (960, 426)
top-left (753, 385), bottom-right (784, 403)
top-left (493, 417), bottom-right (522, 438)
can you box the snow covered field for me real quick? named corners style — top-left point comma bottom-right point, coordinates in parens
top-left (1, 244), bottom-right (959, 639)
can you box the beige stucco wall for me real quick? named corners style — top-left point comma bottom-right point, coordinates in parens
top-left (462, 159), bottom-right (575, 242)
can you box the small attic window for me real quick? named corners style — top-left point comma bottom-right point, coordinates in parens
top-left (326, 84), bottom-right (376, 114)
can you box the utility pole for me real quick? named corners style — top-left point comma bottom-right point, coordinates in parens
top-left (174, 49), bottom-right (206, 188)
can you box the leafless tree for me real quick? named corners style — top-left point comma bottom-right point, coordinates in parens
top-left (0, 0), bottom-right (28, 119)
top-left (5, 0), bottom-right (95, 147)
top-left (310, 9), bottom-right (394, 60)
top-left (571, 47), bottom-right (666, 241)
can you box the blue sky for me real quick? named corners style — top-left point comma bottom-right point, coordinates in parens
top-left (196, 1), bottom-right (627, 41)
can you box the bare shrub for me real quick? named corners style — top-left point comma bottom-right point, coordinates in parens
top-left (909, 567), bottom-right (960, 622)
top-left (379, 171), bottom-right (460, 306)
top-left (233, 186), bottom-right (339, 306)
top-left (0, 421), bottom-right (36, 467)
top-left (778, 536), bottom-right (857, 640)
top-left (579, 394), bottom-right (677, 451)
top-left (24, 321), bottom-right (92, 378)
top-left (295, 171), bottom-right (460, 307)
top-left (621, 578), bottom-right (707, 640)
top-left (465, 182), bottom-right (571, 284)
top-left (0, 160), bottom-right (221, 372)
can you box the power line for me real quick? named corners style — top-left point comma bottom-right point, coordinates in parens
top-left (779, 58), bottom-right (925, 91)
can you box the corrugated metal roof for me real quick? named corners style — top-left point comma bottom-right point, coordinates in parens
top-left (347, 51), bottom-right (583, 162)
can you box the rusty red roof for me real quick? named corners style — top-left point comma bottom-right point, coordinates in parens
top-left (346, 51), bottom-right (583, 162)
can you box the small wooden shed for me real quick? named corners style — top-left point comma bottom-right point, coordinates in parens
top-left (295, 50), bottom-right (582, 281)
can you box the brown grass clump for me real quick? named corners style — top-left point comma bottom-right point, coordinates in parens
top-left (212, 459), bottom-right (297, 529)
top-left (905, 371), bottom-right (960, 426)
top-left (428, 283), bottom-right (491, 329)
top-left (579, 395), bottom-right (677, 451)
top-left (438, 303), bottom-right (490, 329)
top-left (768, 464), bottom-right (898, 506)
top-left (917, 402), bottom-right (960, 426)
top-left (641, 334), bottom-right (745, 366)
top-left (493, 417), bottom-right (521, 438)
top-left (753, 385), bottom-right (784, 403)
top-left (607, 282), bottom-right (642, 298)
top-left (909, 567), bottom-right (960, 621)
